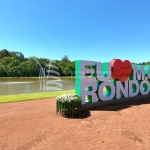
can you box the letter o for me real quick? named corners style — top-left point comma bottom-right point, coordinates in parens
top-left (98, 81), bottom-right (115, 101)
top-left (139, 80), bottom-right (150, 95)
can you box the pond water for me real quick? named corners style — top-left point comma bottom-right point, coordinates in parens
top-left (0, 77), bottom-right (75, 96)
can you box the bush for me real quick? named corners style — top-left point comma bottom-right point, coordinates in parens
top-left (56, 94), bottom-right (81, 118)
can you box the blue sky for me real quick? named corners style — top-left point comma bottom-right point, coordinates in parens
top-left (0, 0), bottom-right (150, 63)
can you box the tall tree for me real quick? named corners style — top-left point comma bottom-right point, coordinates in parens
top-left (62, 55), bottom-right (69, 63)
top-left (0, 49), bottom-right (10, 58)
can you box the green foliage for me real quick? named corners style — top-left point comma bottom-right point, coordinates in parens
top-left (0, 49), bottom-right (10, 58)
top-left (0, 49), bottom-right (75, 77)
top-left (1, 48), bottom-right (148, 77)
top-left (62, 55), bottom-right (69, 63)
top-left (56, 94), bottom-right (81, 117)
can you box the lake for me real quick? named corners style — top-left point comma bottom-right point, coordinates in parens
top-left (0, 77), bottom-right (75, 96)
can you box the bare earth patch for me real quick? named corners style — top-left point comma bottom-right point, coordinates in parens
top-left (0, 98), bottom-right (150, 150)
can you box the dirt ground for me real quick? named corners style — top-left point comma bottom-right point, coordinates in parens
top-left (0, 98), bottom-right (150, 150)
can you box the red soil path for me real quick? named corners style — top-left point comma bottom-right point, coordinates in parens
top-left (0, 98), bottom-right (150, 150)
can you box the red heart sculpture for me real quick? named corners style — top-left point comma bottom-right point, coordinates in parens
top-left (110, 59), bottom-right (132, 82)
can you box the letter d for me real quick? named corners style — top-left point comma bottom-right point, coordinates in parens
top-left (129, 80), bottom-right (139, 97)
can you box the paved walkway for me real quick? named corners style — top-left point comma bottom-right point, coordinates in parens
top-left (0, 98), bottom-right (150, 150)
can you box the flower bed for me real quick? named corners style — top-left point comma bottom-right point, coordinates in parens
top-left (56, 94), bottom-right (81, 118)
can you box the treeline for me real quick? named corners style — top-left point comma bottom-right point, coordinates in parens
top-left (0, 49), bottom-right (150, 77)
top-left (0, 49), bottom-right (75, 77)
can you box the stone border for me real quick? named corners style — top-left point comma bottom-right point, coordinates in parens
top-left (81, 94), bottom-right (150, 111)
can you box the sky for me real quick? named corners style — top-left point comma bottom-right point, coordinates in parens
top-left (0, 0), bottom-right (150, 63)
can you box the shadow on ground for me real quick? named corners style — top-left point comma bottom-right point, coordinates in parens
top-left (91, 98), bottom-right (150, 111)
top-left (73, 110), bottom-right (91, 119)
top-left (73, 98), bottom-right (150, 119)
top-left (59, 110), bottom-right (91, 119)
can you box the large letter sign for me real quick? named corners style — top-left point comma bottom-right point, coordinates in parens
top-left (75, 59), bottom-right (150, 105)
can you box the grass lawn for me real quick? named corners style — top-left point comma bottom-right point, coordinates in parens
top-left (0, 90), bottom-right (75, 104)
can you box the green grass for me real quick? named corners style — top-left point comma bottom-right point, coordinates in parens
top-left (0, 90), bottom-right (75, 104)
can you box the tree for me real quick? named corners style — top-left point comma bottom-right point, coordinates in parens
top-left (0, 49), bottom-right (10, 58)
top-left (10, 51), bottom-right (24, 60)
top-left (0, 49), bottom-right (96, 77)
top-left (0, 63), bottom-right (5, 76)
top-left (62, 55), bottom-right (69, 63)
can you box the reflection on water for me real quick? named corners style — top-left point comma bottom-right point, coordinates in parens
top-left (0, 77), bottom-right (75, 96)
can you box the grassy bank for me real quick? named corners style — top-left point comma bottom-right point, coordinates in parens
top-left (0, 90), bottom-right (75, 104)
